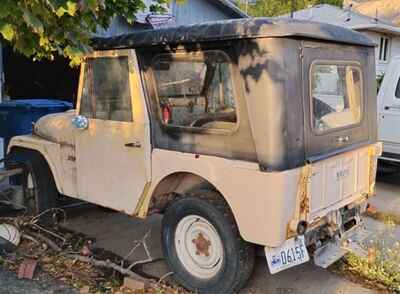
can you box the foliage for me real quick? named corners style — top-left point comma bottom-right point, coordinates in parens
top-left (0, 0), bottom-right (167, 65)
top-left (339, 220), bottom-right (400, 292)
top-left (236, 0), bottom-right (343, 17)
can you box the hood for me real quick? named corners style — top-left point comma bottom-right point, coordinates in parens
top-left (34, 110), bottom-right (76, 146)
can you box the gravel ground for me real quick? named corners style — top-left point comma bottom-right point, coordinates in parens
top-left (0, 267), bottom-right (78, 294)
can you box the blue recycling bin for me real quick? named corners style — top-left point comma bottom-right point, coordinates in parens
top-left (0, 99), bottom-right (72, 156)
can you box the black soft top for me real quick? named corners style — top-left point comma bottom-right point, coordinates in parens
top-left (93, 17), bottom-right (375, 50)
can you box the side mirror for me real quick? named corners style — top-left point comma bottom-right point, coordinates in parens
top-left (72, 115), bottom-right (89, 130)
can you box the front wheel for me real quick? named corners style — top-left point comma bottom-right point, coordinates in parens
top-left (161, 190), bottom-right (255, 294)
top-left (7, 149), bottom-right (58, 215)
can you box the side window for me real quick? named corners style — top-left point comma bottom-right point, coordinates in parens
top-left (80, 56), bottom-right (132, 122)
top-left (396, 77), bottom-right (400, 99)
top-left (151, 51), bottom-right (237, 131)
top-left (378, 37), bottom-right (390, 63)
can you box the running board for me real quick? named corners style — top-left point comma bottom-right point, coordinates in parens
top-left (314, 226), bottom-right (371, 268)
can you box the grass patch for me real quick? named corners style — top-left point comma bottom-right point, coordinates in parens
top-left (366, 210), bottom-right (400, 226)
top-left (332, 216), bottom-right (400, 293)
top-left (342, 252), bottom-right (400, 292)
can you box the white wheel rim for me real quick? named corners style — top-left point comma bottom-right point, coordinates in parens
top-left (174, 215), bottom-right (224, 279)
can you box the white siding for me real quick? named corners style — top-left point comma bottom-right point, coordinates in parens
top-left (358, 31), bottom-right (400, 77)
top-left (170, 0), bottom-right (234, 26)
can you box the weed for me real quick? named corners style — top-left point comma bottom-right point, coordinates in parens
top-left (340, 220), bottom-right (400, 292)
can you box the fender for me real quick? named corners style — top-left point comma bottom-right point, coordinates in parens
top-left (143, 149), bottom-right (301, 247)
top-left (8, 135), bottom-right (65, 194)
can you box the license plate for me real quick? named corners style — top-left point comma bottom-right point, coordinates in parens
top-left (265, 235), bottom-right (310, 274)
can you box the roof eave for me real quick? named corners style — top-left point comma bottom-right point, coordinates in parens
top-left (207, 0), bottom-right (249, 18)
top-left (352, 24), bottom-right (400, 36)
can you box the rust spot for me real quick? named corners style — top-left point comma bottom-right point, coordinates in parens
top-left (192, 232), bottom-right (211, 257)
top-left (298, 165), bottom-right (312, 218)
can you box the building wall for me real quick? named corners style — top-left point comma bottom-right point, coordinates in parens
top-left (170, 0), bottom-right (234, 26)
top-left (357, 30), bottom-right (400, 77)
top-left (96, 0), bottom-right (238, 37)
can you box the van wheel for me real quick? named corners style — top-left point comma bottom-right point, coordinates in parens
top-left (161, 190), bottom-right (255, 294)
top-left (7, 149), bottom-right (58, 216)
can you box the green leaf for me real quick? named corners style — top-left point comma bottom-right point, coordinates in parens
top-left (66, 1), bottom-right (78, 16)
top-left (56, 1), bottom-right (78, 17)
top-left (55, 7), bottom-right (66, 17)
top-left (64, 45), bottom-right (84, 66)
top-left (0, 23), bottom-right (15, 41)
top-left (23, 10), bottom-right (44, 34)
top-left (85, 0), bottom-right (99, 11)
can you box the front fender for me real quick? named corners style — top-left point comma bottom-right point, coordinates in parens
top-left (8, 135), bottom-right (64, 194)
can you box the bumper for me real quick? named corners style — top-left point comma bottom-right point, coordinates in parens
top-left (313, 222), bottom-right (371, 268)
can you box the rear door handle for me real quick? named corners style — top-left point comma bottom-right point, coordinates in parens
top-left (125, 141), bottom-right (141, 148)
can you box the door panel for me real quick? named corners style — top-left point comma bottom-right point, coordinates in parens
top-left (75, 50), bottom-right (150, 214)
top-left (379, 112), bottom-right (400, 143)
top-left (378, 59), bottom-right (400, 147)
top-left (324, 159), bottom-right (341, 205)
top-left (341, 154), bottom-right (356, 199)
top-left (309, 146), bottom-right (370, 217)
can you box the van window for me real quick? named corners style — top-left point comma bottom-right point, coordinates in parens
top-left (395, 77), bottom-right (400, 99)
top-left (311, 64), bottom-right (362, 132)
top-left (80, 56), bottom-right (132, 122)
top-left (151, 51), bottom-right (237, 131)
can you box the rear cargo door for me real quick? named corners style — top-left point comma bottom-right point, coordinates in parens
top-left (301, 41), bottom-right (374, 216)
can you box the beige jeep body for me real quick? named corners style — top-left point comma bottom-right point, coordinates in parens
top-left (7, 18), bottom-right (380, 288)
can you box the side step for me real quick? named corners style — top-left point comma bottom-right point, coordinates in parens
top-left (314, 225), bottom-right (371, 268)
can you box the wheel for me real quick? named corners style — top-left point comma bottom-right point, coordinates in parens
top-left (161, 190), bottom-right (255, 294)
top-left (6, 149), bottom-right (58, 215)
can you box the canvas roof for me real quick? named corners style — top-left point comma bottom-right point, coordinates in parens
top-left (93, 17), bottom-right (375, 50)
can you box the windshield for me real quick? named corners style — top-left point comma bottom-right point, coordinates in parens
top-left (311, 64), bottom-right (362, 133)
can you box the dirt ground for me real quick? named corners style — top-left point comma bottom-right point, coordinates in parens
top-left (0, 267), bottom-right (77, 294)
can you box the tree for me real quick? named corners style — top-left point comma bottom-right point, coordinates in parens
top-left (0, 0), bottom-right (167, 65)
top-left (237, 0), bottom-right (343, 17)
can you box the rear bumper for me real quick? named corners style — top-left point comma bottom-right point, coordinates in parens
top-left (313, 222), bottom-right (371, 268)
top-left (304, 200), bottom-right (370, 268)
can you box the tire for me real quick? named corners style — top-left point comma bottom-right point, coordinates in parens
top-left (6, 149), bottom-right (58, 215)
top-left (161, 190), bottom-right (255, 294)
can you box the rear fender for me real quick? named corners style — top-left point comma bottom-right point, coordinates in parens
top-left (7, 135), bottom-right (64, 194)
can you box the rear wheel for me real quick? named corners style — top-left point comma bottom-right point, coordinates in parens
top-left (7, 149), bottom-right (58, 215)
top-left (161, 190), bottom-right (255, 294)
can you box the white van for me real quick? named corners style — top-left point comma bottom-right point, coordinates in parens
top-left (378, 55), bottom-right (400, 162)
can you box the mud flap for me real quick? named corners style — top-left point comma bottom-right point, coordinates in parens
top-left (313, 225), bottom-right (371, 268)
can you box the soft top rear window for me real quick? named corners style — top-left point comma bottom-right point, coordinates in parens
top-left (311, 63), bottom-right (362, 133)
